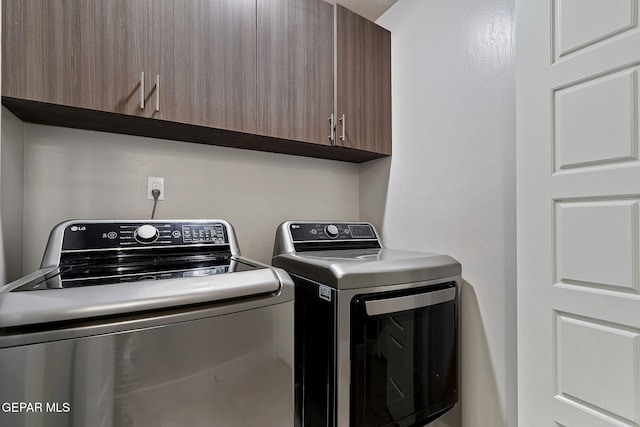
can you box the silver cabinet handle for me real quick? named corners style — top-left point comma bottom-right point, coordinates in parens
top-left (328, 113), bottom-right (335, 144)
top-left (365, 287), bottom-right (456, 316)
top-left (339, 114), bottom-right (345, 142)
top-left (140, 72), bottom-right (145, 110)
top-left (155, 74), bottom-right (160, 112)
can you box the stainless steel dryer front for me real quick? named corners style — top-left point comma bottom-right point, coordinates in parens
top-left (272, 221), bottom-right (461, 427)
top-left (0, 219), bottom-right (294, 427)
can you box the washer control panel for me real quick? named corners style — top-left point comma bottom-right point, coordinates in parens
top-left (289, 222), bottom-right (377, 242)
top-left (62, 221), bottom-right (229, 250)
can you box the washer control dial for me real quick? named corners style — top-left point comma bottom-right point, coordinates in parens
top-left (134, 224), bottom-right (159, 244)
top-left (325, 224), bottom-right (339, 238)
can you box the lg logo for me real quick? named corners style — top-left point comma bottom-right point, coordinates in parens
top-left (70, 226), bottom-right (87, 232)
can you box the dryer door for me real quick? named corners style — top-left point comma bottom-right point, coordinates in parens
top-left (350, 282), bottom-right (458, 427)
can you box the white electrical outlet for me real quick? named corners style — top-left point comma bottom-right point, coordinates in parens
top-left (147, 176), bottom-right (165, 200)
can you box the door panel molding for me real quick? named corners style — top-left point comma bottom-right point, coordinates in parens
top-left (554, 199), bottom-right (640, 294)
top-left (554, 0), bottom-right (638, 60)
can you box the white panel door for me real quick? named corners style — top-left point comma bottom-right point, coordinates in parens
top-left (517, 0), bottom-right (640, 426)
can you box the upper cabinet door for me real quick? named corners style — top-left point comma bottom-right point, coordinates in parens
top-left (151, 0), bottom-right (257, 134)
top-left (2, 0), bottom-right (149, 116)
top-left (336, 4), bottom-right (392, 155)
top-left (257, 0), bottom-right (334, 145)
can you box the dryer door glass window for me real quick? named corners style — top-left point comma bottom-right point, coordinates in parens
top-left (350, 283), bottom-right (458, 427)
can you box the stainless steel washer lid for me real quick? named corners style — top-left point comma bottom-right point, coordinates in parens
top-left (0, 219), bottom-right (294, 328)
top-left (0, 260), bottom-right (293, 328)
top-left (272, 248), bottom-right (461, 290)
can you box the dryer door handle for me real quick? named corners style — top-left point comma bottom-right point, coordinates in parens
top-left (365, 287), bottom-right (456, 316)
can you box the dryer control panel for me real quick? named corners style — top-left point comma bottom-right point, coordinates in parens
top-left (275, 221), bottom-right (383, 255)
top-left (289, 222), bottom-right (378, 242)
top-left (289, 222), bottom-right (380, 248)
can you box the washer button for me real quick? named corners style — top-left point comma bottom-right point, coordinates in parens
top-left (325, 224), bottom-right (339, 238)
top-left (135, 224), bottom-right (159, 244)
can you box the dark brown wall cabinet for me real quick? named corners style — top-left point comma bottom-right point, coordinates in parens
top-left (3, 0), bottom-right (149, 117)
top-left (336, 4), bottom-right (392, 155)
top-left (2, 0), bottom-right (391, 162)
top-left (152, 0), bottom-right (257, 133)
top-left (2, 0), bottom-right (256, 133)
top-left (256, 1), bottom-right (392, 155)
top-left (257, 0), bottom-right (334, 147)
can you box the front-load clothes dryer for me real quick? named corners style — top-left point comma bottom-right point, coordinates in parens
top-left (272, 221), bottom-right (461, 427)
top-left (0, 219), bottom-right (294, 427)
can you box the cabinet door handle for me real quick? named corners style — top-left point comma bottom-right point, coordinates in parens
top-left (155, 74), bottom-right (160, 112)
top-left (328, 113), bottom-right (335, 144)
top-left (140, 71), bottom-right (145, 110)
top-left (339, 114), bottom-right (345, 142)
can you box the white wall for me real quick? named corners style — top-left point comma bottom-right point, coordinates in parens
top-left (373, 0), bottom-right (516, 426)
top-left (17, 122), bottom-right (359, 275)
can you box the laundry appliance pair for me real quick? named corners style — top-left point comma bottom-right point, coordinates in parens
top-left (0, 218), bottom-right (460, 427)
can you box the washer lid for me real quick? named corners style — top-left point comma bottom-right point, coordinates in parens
top-left (272, 248), bottom-right (461, 290)
top-left (0, 258), bottom-right (293, 329)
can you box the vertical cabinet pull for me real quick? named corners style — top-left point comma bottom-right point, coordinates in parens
top-left (328, 113), bottom-right (335, 144)
top-left (339, 114), bottom-right (345, 142)
top-left (155, 75), bottom-right (160, 112)
top-left (140, 72), bottom-right (145, 110)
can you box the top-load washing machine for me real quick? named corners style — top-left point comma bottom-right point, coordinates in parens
top-left (272, 220), bottom-right (461, 427)
top-left (0, 219), bottom-right (294, 427)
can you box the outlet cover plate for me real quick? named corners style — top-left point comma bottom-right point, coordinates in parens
top-left (147, 176), bottom-right (165, 200)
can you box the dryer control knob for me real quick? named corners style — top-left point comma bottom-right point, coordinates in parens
top-left (135, 224), bottom-right (159, 244)
top-left (325, 224), bottom-right (339, 238)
